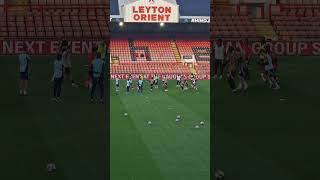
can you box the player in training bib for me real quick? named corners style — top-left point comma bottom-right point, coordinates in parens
top-left (18, 47), bottom-right (31, 96)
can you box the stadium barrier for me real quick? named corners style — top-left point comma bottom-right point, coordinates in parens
top-left (110, 74), bottom-right (210, 80)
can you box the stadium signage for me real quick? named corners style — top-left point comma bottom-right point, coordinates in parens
top-left (122, 0), bottom-right (179, 23)
top-left (110, 73), bottom-right (210, 80)
top-left (1, 40), bottom-right (319, 56)
top-left (213, 41), bottom-right (320, 56)
top-left (0, 40), bottom-right (101, 55)
top-left (190, 18), bottom-right (210, 23)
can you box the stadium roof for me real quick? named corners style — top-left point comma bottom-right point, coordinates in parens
top-left (110, 0), bottom-right (210, 18)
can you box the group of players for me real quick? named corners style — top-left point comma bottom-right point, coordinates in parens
top-left (18, 39), bottom-right (108, 103)
top-left (212, 37), bottom-right (280, 93)
top-left (115, 73), bottom-right (198, 93)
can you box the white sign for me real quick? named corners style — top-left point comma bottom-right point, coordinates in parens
top-left (122, 0), bottom-right (179, 23)
top-left (190, 17), bottom-right (210, 23)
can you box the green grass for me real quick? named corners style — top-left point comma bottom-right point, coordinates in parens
top-left (110, 80), bottom-right (210, 180)
top-left (3, 54), bottom-right (318, 180)
top-left (213, 56), bottom-right (320, 180)
top-left (0, 56), bottom-right (107, 180)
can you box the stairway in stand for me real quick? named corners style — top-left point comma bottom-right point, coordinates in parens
top-left (252, 18), bottom-right (278, 40)
top-left (170, 40), bottom-right (182, 62)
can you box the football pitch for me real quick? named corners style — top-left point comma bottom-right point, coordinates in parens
top-left (0, 56), bottom-right (107, 180)
top-left (110, 80), bottom-right (210, 180)
top-left (213, 56), bottom-right (320, 180)
top-left (1, 55), bottom-right (320, 180)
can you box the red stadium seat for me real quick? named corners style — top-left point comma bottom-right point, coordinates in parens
top-left (271, 4), bottom-right (320, 40)
top-left (0, 1), bottom-right (108, 39)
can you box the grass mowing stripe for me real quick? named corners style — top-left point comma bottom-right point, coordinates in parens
top-left (112, 80), bottom-right (210, 180)
top-left (214, 56), bottom-right (320, 180)
top-left (111, 89), bottom-right (163, 180)
top-left (0, 56), bottom-right (106, 180)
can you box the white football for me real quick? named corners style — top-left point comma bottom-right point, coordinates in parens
top-left (148, 121), bottom-right (152, 125)
top-left (46, 163), bottom-right (56, 172)
top-left (124, 113), bottom-right (128, 116)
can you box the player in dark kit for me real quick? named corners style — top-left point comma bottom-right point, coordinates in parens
top-left (163, 75), bottom-right (168, 92)
top-left (86, 46), bottom-right (97, 89)
top-left (180, 78), bottom-right (185, 90)
top-left (51, 54), bottom-right (64, 102)
top-left (191, 74), bottom-right (198, 90)
top-left (233, 47), bottom-right (248, 92)
top-left (257, 38), bottom-right (267, 82)
top-left (126, 78), bottom-right (130, 93)
top-left (176, 74), bottom-right (181, 87)
top-left (183, 79), bottom-right (189, 90)
top-left (129, 74), bottom-right (133, 89)
top-left (224, 46), bottom-right (237, 92)
top-left (150, 78), bottom-right (154, 91)
top-left (154, 74), bottom-right (159, 89)
top-left (138, 77), bottom-right (143, 93)
top-left (90, 53), bottom-right (105, 103)
top-left (18, 46), bottom-right (31, 96)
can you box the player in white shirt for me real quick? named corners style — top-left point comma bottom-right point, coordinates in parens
top-left (115, 78), bottom-right (120, 92)
top-left (18, 47), bottom-right (31, 95)
top-left (176, 74), bottom-right (181, 87)
top-left (162, 75), bottom-right (168, 92)
top-left (129, 74), bottom-right (134, 90)
top-left (264, 46), bottom-right (280, 90)
top-left (232, 48), bottom-right (248, 93)
top-left (154, 74), bottom-right (159, 89)
top-left (213, 38), bottom-right (225, 80)
top-left (191, 74), bottom-right (198, 90)
top-left (62, 45), bottom-right (77, 87)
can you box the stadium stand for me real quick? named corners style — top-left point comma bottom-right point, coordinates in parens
top-left (270, 2), bottom-right (320, 40)
top-left (211, 4), bottom-right (258, 38)
top-left (211, 0), bottom-right (320, 40)
top-left (0, 0), bottom-right (109, 39)
top-left (111, 61), bottom-right (191, 75)
top-left (110, 37), bottom-right (210, 75)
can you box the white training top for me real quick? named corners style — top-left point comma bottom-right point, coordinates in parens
top-left (265, 54), bottom-right (274, 71)
top-left (214, 43), bottom-right (224, 60)
top-left (62, 50), bottom-right (71, 68)
top-left (177, 75), bottom-right (181, 81)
